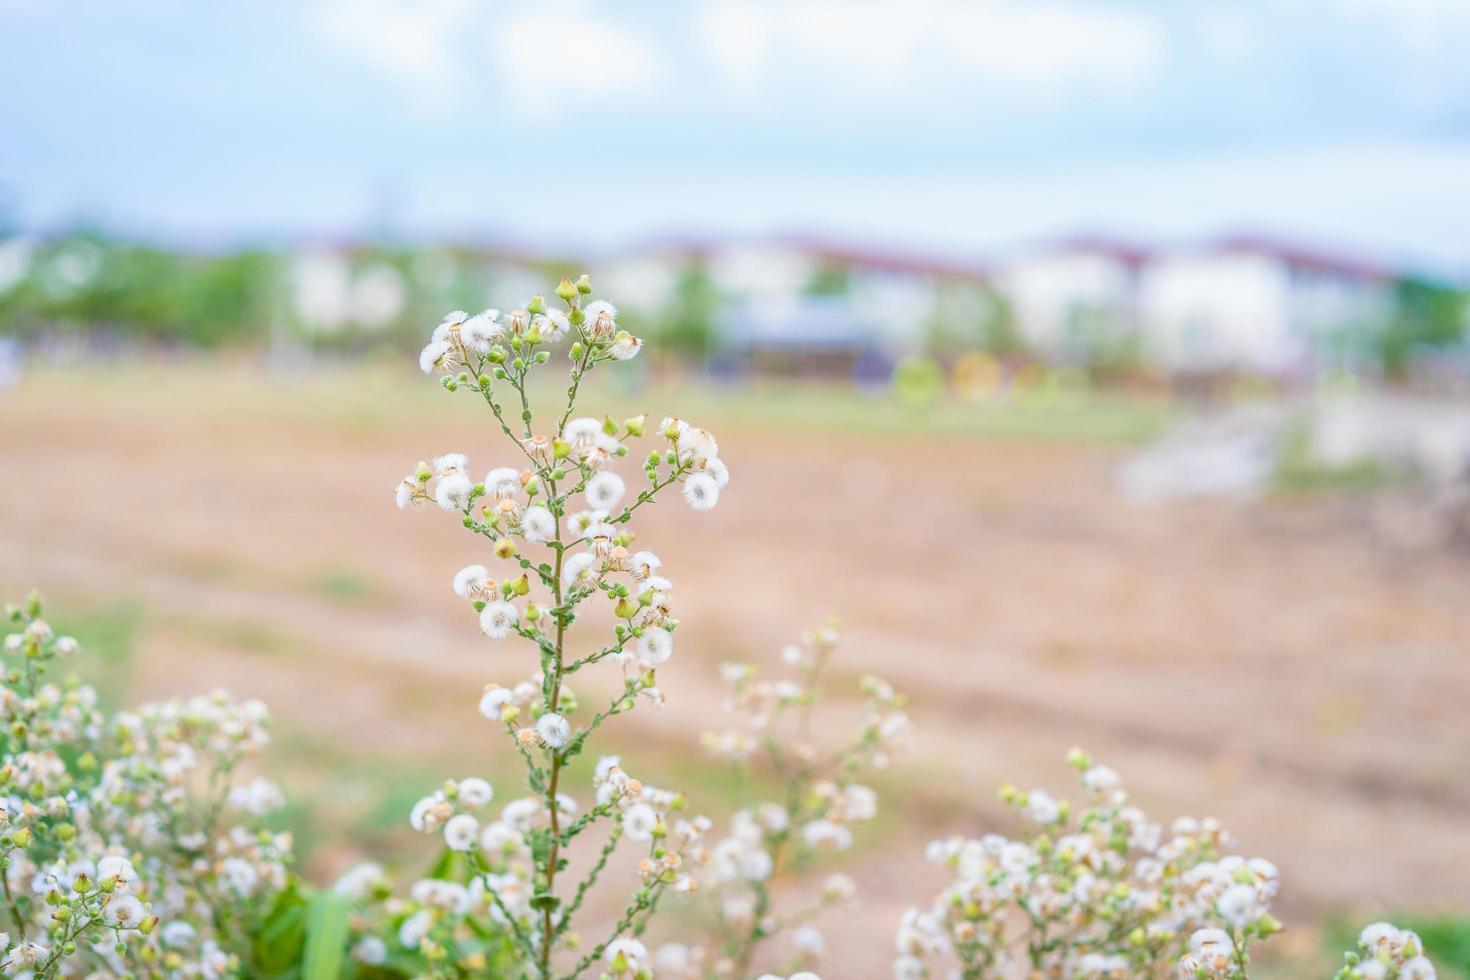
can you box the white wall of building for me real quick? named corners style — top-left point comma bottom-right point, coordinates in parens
top-left (1139, 253), bottom-right (1296, 373)
top-left (708, 243), bottom-right (815, 300)
top-left (1138, 252), bottom-right (1394, 374)
top-left (1000, 251), bottom-right (1138, 359)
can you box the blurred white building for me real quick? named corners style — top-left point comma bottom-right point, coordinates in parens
top-left (698, 237), bottom-right (993, 371)
top-left (1138, 237), bottom-right (1395, 375)
top-left (1000, 235), bottom-right (1399, 375)
top-left (999, 237), bottom-right (1151, 362)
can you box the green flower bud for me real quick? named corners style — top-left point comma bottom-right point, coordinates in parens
top-left (527, 294), bottom-right (546, 315)
top-left (575, 274), bottom-right (592, 295)
top-left (556, 278), bottom-right (577, 302)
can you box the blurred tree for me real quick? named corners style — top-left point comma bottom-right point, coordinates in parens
top-left (1379, 276), bottom-right (1468, 377)
top-left (803, 261), bottom-right (851, 297)
top-left (659, 259), bottom-right (721, 361)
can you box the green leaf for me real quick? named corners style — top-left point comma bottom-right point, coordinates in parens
top-left (302, 891), bottom-right (351, 980)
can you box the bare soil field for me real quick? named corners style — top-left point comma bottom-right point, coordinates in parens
top-left (2, 363), bottom-right (1467, 975)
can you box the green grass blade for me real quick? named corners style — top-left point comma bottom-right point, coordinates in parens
top-left (302, 890), bottom-right (351, 980)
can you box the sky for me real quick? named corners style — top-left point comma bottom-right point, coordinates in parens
top-left (3, 0), bottom-right (1469, 273)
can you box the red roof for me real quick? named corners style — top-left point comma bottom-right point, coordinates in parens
top-left (1204, 235), bottom-right (1394, 283)
top-left (1037, 235), bottom-right (1154, 268)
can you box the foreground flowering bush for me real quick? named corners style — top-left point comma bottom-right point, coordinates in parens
top-left (894, 751), bottom-right (1439, 980)
top-left (1, 592), bottom-right (294, 976)
top-left (0, 279), bottom-right (1444, 978)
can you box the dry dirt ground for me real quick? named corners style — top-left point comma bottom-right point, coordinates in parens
top-left (2, 363), bottom-right (1467, 975)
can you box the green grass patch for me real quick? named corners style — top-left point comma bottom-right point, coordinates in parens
top-left (50, 598), bottom-right (146, 712)
top-left (309, 567), bottom-right (381, 604)
top-left (18, 363), bottom-right (1175, 447)
top-left (1272, 420), bottom-right (1401, 495)
top-left (165, 613), bottom-right (301, 657)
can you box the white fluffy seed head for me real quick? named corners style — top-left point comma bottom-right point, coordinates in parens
top-left (677, 426), bottom-right (718, 462)
top-left (479, 601), bottom-right (519, 639)
top-left (637, 629), bottom-right (674, 667)
top-left (420, 340), bottom-right (453, 374)
top-left (585, 471), bottom-right (627, 511)
top-left (484, 467), bottom-right (521, 499)
top-left (453, 565), bottom-right (490, 598)
top-left (622, 803), bottom-right (659, 842)
top-left (521, 505), bottom-right (555, 543)
top-left (434, 453), bottom-right (469, 475)
top-left (535, 713), bottom-right (570, 749)
top-left (479, 685), bottom-right (514, 720)
top-left (562, 552), bottom-right (598, 589)
top-left (443, 813), bottom-right (480, 852)
top-left (704, 456), bottom-right (730, 489)
top-left (682, 473), bottom-right (720, 511)
top-left (435, 473), bottom-right (474, 511)
top-left (461, 311), bottom-right (500, 353)
top-left (458, 777), bottom-right (494, 807)
top-left (609, 331), bottom-right (642, 361)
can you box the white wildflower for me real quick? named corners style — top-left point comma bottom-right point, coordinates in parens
top-left (585, 471), bottom-right (626, 510)
top-left (435, 472), bottom-right (474, 511)
top-left (676, 426), bottom-right (718, 462)
top-left (479, 684), bottom-right (515, 720)
top-left (630, 550), bottom-right (662, 580)
top-left (444, 813), bottom-right (480, 851)
top-left (102, 893), bottom-right (146, 929)
top-left (535, 713), bottom-right (570, 749)
top-left (1216, 883), bottom-right (1258, 927)
top-left (459, 777), bottom-right (494, 807)
top-left (521, 505), bottom-right (555, 542)
top-left (420, 339), bottom-right (453, 374)
top-left (536, 310), bottom-right (570, 341)
top-left (637, 629), bottom-right (674, 666)
top-left (461, 311), bottom-right (500, 353)
top-left (479, 601), bottom-right (519, 640)
top-left (609, 331), bottom-right (642, 360)
top-left (432, 310), bottom-right (469, 342)
top-left (623, 803), bottom-right (659, 842)
top-left (682, 473), bottom-right (720, 511)
top-left (562, 551), bottom-right (598, 589)
top-left (484, 467), bottom-right (521, 499)
top-left (584, 300), bottom-right (618, 336)
top-left (453, 564), bottom-right (490, 598)
top-left (704, 456), bottom-right (730, 489)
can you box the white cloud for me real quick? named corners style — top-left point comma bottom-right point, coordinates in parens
top-left (496, 8), bottom-right (668, 115)
top-left (937, 3), bottom-right (1164, 90)
top-left (303, 0), bottom-right (666, 118)
top-left (698, 0), bottom-right (1166, 97)
top-left (305, 0), bottom-right (477, 112)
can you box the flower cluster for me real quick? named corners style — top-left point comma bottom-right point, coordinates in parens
top-left (679, 623), bottom-right (909, 977)
top-left (1333, 924), bottom-right (1437, 980)
top-left (893, 749), bottom-right (1439, 980)
top-left (895, 748), bottom-right (1287, 979)
top-left (0, 591), bottom-right (291, 977)
top-left (388, 280), bottom-right (732, 978)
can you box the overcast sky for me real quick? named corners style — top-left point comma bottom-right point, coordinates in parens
top-left (3, 0), bottom-right (1468, 272)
